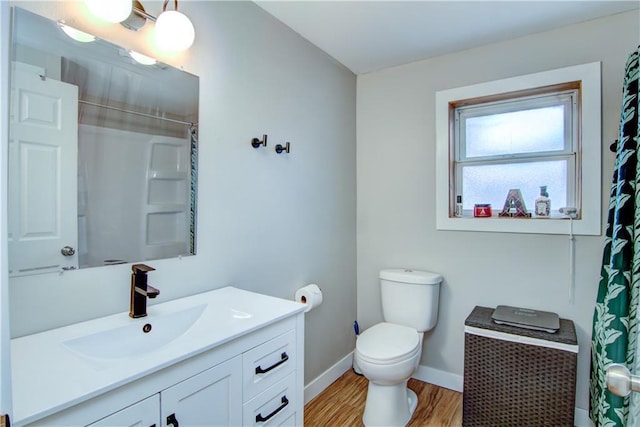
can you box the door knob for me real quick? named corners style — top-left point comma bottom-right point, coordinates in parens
top-left (60, 246), bottom-right (76, 256)
top-left (606, 363), bottom-right (640, 396)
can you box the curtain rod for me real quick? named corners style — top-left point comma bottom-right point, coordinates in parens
top-left (78, 99), bottom-right (196, 128)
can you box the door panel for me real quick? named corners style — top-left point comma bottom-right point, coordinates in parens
top-left (8, 63), bottom-right (78, 276)
top-left (1, 1), bottom-right (12, 422)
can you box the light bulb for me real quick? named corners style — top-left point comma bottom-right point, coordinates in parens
top-left (128, 50), bottom-right (157, 65)
top-left (58, 23), bottom-right (96, 43)
top-left (156, 10), bottom-right (195, 51)
top-left (85, 0), bottom-right (132, 23)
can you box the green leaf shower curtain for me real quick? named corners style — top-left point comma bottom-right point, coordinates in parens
top-left (590, 46), bottom-right (640, 427)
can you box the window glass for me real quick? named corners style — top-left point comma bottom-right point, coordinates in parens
top-left (462, 105), bottom-right (566, 158)
top-left (461, 160), bottom-right (568, 210)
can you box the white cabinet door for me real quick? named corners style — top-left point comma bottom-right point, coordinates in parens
top-left (8, 62), bottom-right (78, 276)
top-left (161, 356), bottom-right (242, 427)
top-left (88, 395), bottom-right (160, 427)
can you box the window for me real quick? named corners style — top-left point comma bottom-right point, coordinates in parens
top-left (455, 84), bottom-right (578, 216)
top-left (435, 63), bottom-right (601, 235)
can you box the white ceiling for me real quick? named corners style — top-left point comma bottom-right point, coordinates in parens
top-left (255, 1), bottom-right (640, 74)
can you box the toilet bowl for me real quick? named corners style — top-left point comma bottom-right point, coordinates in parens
top-left (355, 269), bottom-right (442, 427)
top-left (356, 323), bottom-right (422, 426)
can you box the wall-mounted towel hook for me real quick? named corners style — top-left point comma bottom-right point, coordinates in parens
top-left (610, 139), bottom-right (618, 153)
top-left (251, 134), bottom-right (268, 148)
top-left (275, 142), bottom-right (290, 154)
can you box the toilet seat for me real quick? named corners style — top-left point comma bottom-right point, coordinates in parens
top-left (356, 322), bottom-right (420, 365)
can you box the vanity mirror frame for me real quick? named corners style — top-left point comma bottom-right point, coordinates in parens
top-left (7, 7), bottom-right (199, 277)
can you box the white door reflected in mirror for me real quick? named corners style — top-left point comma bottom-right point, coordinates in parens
top-left (9, 62), bottom-right (78, 277)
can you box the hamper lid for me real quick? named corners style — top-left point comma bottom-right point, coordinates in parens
top-left (491, 305), bottom-right (560, 333)
top-left (465, 306), bottom-right (577, 346)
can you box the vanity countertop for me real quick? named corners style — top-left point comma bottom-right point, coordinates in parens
top-left (11, 286), bottom-right (305, 425)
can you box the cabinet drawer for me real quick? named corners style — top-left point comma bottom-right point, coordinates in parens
top-left (243, 372), bottom-right (296, 426)
top-left (243, 329), bottom-right (296, 400)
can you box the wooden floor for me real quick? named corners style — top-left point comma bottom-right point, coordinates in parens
top-left (304, 370), bottom-right (462, 426)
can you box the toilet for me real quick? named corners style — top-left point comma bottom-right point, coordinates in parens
top-left (355, 268), bottom-right (442, 427)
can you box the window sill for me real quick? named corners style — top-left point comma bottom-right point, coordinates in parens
top-left (437, 215), bottom-right (599, 235)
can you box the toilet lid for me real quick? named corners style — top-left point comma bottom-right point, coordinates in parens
top-left (356, 322), bottom-right (420, 364)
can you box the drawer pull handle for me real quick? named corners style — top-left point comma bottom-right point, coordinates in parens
top-left (255, 395), bottom-right (289, 423)
top-left (255, 352), bottom-right (289, 374)
top-left (167, 413), bottom-right (179, 427)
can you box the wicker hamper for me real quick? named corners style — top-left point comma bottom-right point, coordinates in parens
top-left (463, 306), bottom-right (578, 427)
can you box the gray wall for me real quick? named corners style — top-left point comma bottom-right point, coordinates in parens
top-left (356, 9), bottom-right (639, 411)
top-left (7, 1), bottom-right (357, 385)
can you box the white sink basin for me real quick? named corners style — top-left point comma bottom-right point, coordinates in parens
top-left (63, 304), bottom-right (206, 359)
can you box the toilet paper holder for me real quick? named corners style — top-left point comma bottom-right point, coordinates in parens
top-left (295, 284), bottom-right (323, 312)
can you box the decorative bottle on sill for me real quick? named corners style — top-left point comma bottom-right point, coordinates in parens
top-left (535, 185), bottom-right (551, 217)
top-left (455, 195), bottom-right (463, 217)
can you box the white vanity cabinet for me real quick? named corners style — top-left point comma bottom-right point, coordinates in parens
top-left (12, 288), bottom-right (305, 427)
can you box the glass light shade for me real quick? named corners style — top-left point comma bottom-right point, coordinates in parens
top-left (156, 10), bottom-right (195, 51)
top-left (59, 23), bottom-right (96, 43)
top-left (85, 0), bottom-right (132, 23)
top-left (128, 50), bottom-right (157, 65)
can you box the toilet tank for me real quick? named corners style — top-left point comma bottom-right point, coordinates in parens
top-left (380, 269), bottom-right (442, 332)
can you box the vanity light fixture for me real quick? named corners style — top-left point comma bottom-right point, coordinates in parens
top-left (155, 0), bottom-right (195, 51)
top-left (58, 22), bottom-right (96, 43)
top-left (85, 0), bottom-right (132, 24)
top-left (87, 0), bottom-right (195, 51)
top-left (128, 50), bottom-right (157, 65)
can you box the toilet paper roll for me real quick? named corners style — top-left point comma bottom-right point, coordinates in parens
top-left (295, 284), bottom-right (323, 312)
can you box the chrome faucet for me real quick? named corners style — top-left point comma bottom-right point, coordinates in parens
top-left (129, 264), bottom-right (160, 318)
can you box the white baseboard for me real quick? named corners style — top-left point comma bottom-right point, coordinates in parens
top-left (412, 364), bottom-right (464, 392)
top-left (304, 351), bottom-right (354, 404)
top-left (305, 357), bottom-right (592, 427)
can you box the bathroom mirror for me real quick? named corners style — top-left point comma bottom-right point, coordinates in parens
top-left (8, 8), bottom-right (199, 276)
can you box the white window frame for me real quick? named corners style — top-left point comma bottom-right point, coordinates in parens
top-left (435, 62), bottom-right (601, 235)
